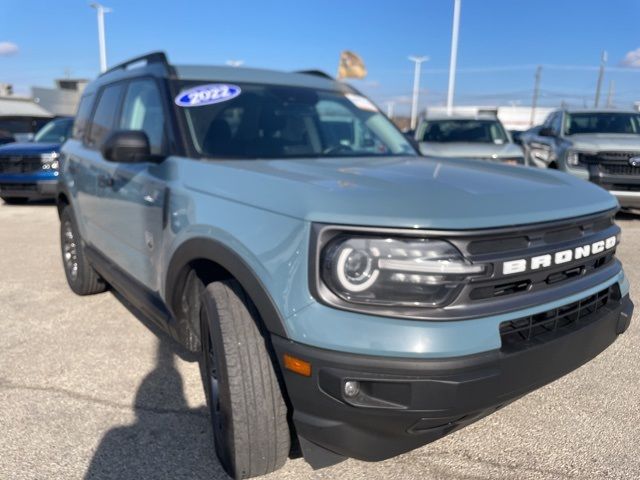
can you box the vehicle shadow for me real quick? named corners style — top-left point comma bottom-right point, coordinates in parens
top-left (84, 293), bottom-right (230, 480)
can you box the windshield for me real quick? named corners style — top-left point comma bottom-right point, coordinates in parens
top-left (176, 82), bottom-right (416, 159)
top-left (33, 117), bottom-right (73, 143)
top-left (565, 112), bottom-right (640, 135)
top-left (419, 119), bottom-right (509, 144)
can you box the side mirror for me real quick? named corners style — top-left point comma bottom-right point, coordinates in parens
top-left (538, 127), bottom-right (556, 137)
top-left (101, 130), bottom-right (151, 163)
top-left (510, 130), bottom-right (523, 145)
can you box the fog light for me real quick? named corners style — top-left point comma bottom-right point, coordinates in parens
top-left (344, 380), bottom-right (360, 398)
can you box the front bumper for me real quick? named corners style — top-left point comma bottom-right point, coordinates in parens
top-left (586, 164), bottom-right (640, 208)
top-left (0, 172), bottom-right (58, 199)
top-left (273, 293), bottom-right (633, 466)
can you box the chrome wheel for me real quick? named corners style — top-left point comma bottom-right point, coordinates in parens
top-left (62, 220), bottom-right (79, 282)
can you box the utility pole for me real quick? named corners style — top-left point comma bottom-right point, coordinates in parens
top-left (386, 101), bottom-right (395, 119)
top-left (409, 56), bottom-right (428, 130)
top-left (594, 50), bottom-right (607, 108)
top-left (446, 0), bottom-right (461, 115)
top-left (530, 65), bottom-right (542, 127)
top-left (606, 80), bottom-right (615, 108)
top-left (90, 3), bottom-right (112, 73)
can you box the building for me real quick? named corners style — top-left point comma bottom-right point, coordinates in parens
top-left (32, 78), bottom-right (88, 116)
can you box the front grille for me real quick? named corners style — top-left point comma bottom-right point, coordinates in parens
top-left (600, 163), bottom-right (640, 176)
top-left (499, 285), bottom-right (618, 349)
top-left (0, 155), bottom-right (43, 174)
top-left (590, 151), bottom-right (639, 162)
top-left (0, 183), bottom-right (37, 191)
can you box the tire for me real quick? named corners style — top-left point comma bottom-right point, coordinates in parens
top-left (59, 205), bottom-right (107, 295)
top-left (2, 197), bottom-right (28, 205)
top-left (199, 279), bottom-right (290, 479)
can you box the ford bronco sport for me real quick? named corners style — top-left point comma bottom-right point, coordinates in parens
top-left (58, 53), bottom-right (633, 479)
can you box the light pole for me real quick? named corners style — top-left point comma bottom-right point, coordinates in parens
top-left (409, 56), bottom-right (428, 130)
top-left (446, 0), bottom-right (461, 115)
top-left (90, 3), bottom-right (112, 73)
top-left (594, 50), bottom-right (607, 108)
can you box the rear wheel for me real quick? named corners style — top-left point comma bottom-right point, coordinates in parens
top-left (59, 206), bottom-right (106, 295)
top-left (1, 197), bottom-right (28, 205)
top-left (199, 279), bottom-right (290, 479)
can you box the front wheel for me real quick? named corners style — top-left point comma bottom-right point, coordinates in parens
top-left (199, 279), bottom-right (290, 479)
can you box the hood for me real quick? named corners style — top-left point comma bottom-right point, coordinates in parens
top-left (184, 156), bottom-right (617, 229)
top-left (419, 142), bottom-right (523, 159)
top-left (0, 142), bottom-right (61, 156)
top-left (567, 133), bottom-right (640, 152)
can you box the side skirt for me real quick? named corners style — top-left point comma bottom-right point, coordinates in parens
top-left (84, 245), bottom-right (179, 340)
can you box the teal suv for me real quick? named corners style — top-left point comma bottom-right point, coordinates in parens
top-left (58, 53), bottom-right (633, 479)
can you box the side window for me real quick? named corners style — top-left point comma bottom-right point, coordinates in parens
top-left (550, 113), bottom-right (562, 135)
top-left (72, 93), bottom-right (95, 140)
top-left (543, 113), bottom-right (555, 129)
top-left (119, 79), bottom-right (166, 155)
top-left (87, 83), bottom-right (125, 149)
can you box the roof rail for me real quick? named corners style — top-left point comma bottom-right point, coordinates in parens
top-left (100, 51), bottom-right (170, 77)
top-left (295, 69), bottom-right (334, 80)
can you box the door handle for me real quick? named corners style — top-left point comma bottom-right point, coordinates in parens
top-left (97, 175), bottom-right (114, 188)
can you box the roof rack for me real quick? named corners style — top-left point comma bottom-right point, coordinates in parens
top-left (100, 51), bottom-right (171, 77)
top-left (295, 69), bottom-right (334, 80)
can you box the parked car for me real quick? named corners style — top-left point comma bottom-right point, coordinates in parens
top-left (0, 114), bottom-right (51, 145)
top-left (58, 52), bottom-right (632, 479)
top-left (521, 109), bottom-right (640, 208)
top-left (0, 116), bottom-right (73, 204)
top-left (415, 115), bottom-right (525, 164)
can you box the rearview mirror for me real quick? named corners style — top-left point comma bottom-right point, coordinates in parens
top-left (538, 127), bottom-right (556, 137)
top-left (101, 130), bottom-right (151, 163)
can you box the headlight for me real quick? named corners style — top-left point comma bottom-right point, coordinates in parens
top-left (41, 152), bottom-right (60, 170)
top-left (320, 235), bottom-right (487, 308)
top-left (566, 150), bottom-right (581, 167)
top-left (499, 157), bottom-right (524, 165)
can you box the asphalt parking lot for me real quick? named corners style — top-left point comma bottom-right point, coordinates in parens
top-left (0, 202), bottom-right (638, 480)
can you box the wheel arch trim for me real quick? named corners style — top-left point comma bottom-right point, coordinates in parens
top-left (165, 237), bottom-right (290, 338)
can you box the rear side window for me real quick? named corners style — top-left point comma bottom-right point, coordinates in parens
top-left (87, 84), bottom-right (125, 148)
top-left (72, 94), bottom-right (95, 140)
top-left (119, 79), bottom-right (166, 155)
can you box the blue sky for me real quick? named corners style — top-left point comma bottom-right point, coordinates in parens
top-left (1, 0), bottom-right (640, 113)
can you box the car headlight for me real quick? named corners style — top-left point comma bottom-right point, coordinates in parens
top-left (499, 156), bottom-right (524, 165)
top-left (566, 150), bottom-right (581, 167)
top-left (320, 235), bottom-right (488, 308)
top-left (41, 152), bottom-right (60, 170)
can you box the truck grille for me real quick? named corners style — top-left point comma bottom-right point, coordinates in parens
top-left (499, 285), bottom-right (617, 349)
top-left (0, 155), bottom-right (43, 174)
top-left (599, 163), bottom-right (640, 176)
top-left (579, 151), bottom-right (640, 176)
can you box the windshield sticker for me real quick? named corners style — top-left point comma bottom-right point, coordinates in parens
top-left (345, 93), bottom-right (378, 112)
top-left (175, 84), bottom-right (241, 107)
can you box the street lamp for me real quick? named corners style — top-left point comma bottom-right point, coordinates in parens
top-left (446, 0), bottom-right (461, 115)
top-left (409, 56), bottom-right (429, 130)
top-left (90, 3), bottom-right (112, 73)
